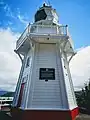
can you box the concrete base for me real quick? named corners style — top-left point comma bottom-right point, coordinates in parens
top-left (11, 107), bottom-right (79, 120)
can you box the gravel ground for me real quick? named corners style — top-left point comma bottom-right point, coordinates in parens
top-left (76, 114), bottom-right (90, 120)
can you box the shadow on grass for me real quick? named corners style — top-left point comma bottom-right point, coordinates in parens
top-left (0, 111), bottom-right (12, 120)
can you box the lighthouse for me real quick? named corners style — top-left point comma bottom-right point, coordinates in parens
top-left (11, 3), bottom-right (79, 120)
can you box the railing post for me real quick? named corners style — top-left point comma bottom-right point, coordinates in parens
top-left (63, 26), bottom-right (64, 35)
top-left (28, 23), bottom-right (30, 33)
top-left (66, 25), bottom-right (68, 35)
top-left (37, 25), bottom-right (38, 33)
top-left (56, 25), bottom-right (58, 34)
top-left (61, 26), bottom-right (63, 35)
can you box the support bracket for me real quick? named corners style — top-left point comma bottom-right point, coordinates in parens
top-left (68, 52), bottom-right (77, 64)
top-left (14, 50), bottom-right (23, 63)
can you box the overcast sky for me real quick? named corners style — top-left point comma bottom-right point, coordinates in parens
top-left (0, 0), bottom-right (90, 91)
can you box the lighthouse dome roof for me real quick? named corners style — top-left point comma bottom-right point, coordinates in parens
top-left (34, 3), bottom-right (59, 25)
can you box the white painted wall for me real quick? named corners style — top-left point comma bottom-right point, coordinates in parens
top-left (26, 43), bottom-right (68, 109)
top-left (61, 52), bottom-right (77, 109)
top-left (13, 43), bottom-right (77, 110)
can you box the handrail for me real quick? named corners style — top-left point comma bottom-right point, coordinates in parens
top-left (16, 24), bottom-right (68, 49)
top-left (16, 24), bottom-right (31, 47)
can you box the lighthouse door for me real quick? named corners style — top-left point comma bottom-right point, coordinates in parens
top-left (17, 83), bottom-right (25, 107)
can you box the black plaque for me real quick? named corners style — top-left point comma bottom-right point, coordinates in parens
top-left (39, 68), bottom-right (55, 80)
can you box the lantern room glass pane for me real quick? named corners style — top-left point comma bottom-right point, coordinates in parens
top-left (35, 9), bottom-right (47, 22)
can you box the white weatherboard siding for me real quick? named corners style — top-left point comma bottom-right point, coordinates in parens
top-left (12, 55), bottom-right (27, 107)
top-left (12, 49), bottom-right (33, 107)
top-left (21, 48), bottom-right (34, 108)
top-left (13, 43), bottom-right (77, 110)
top-left (61, 53), bottom-right (77, 109)
top-left (27, 43), bottom-right (68, 109)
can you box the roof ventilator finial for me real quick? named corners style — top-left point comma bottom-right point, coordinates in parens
top-left (43, 2), bottom-right (47, 7)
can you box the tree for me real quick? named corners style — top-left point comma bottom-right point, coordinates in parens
top-left (75, 79), bottom-right (90, 112)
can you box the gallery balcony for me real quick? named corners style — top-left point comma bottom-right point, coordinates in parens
top-left (15, 23), bottom-right (74, 56)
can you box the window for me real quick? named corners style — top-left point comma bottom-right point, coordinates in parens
top-left (39, 68), bottom-right (55, 80)
top-left (26, 57), bottom-right (30, 68)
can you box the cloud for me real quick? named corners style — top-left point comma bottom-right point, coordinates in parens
top-left (0, 1), bottom-right (4, 5)
top-left (7, 21), bottom-right (13, 25)
top-left (0, 28), bottom-right (21, 91)
top-left (16, 7), bottom-right (29, 26)
top-left (3, 3), bottom-right (15, 19)
top-left (17, 14), bottom-right (29, 26)
top-left (70, 46), bottom-right (90, 91)
top-left (2, 2), bottom-right (29, 27)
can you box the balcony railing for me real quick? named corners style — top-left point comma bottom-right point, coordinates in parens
top-left (16, 24), bottom-right (69, 50)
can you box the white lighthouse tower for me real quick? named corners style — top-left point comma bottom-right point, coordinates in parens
top-left (11, 3), bottom-right (79, 120)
